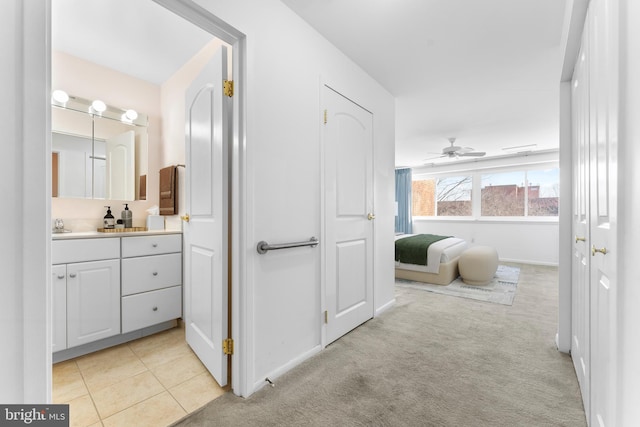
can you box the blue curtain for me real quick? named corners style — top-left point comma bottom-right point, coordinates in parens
top-left (395, 168), bottom-right (413, 234)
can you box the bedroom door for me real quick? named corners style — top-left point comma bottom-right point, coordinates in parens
top-left (323, 85), bottom-right (374, 345)
top-left (183, 45), bottom-right (230, 387)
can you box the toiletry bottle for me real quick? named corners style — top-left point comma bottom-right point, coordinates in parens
top-left (103, 206), bottom-right (115, 229)
top-left (122, 203), bottom-right (133, 228)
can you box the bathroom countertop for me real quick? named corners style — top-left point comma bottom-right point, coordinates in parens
top-left (52, 229), bottom-right (182, 240)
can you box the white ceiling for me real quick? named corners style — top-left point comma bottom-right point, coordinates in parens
top-left (52, 0), bottom-right (213, 85)
top-left (53, 0), bottom-right (568, 168)
top-left (281, 0), bottom-right (568, 167)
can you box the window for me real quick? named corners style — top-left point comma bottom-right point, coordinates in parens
top-left (412, 165), bottom-right (559, 219)
top-left (481, 168), bottom-right (559, 217)
top-left (526, 169), bottom-right (560, 216)
top-left (481, 171), bottom-right (526, 216)
top-left (412, 175), bottom-right (472, 217)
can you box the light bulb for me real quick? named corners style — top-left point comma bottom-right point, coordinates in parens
top-left (92, 100), bottom-right (107, 113)
top-left (52, 90), bottom-right (69, 104)
top-left (125, 109), bottom-right (138, 121)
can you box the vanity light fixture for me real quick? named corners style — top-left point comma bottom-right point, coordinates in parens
top-left (91, 99), bottom-right (107, 114)
top-left (51, 89), bottom-right (69, 105)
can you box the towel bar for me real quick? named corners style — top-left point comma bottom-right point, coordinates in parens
top-left (257, 237), bottom-right (319, 254)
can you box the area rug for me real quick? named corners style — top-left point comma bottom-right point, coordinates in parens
top-left (395, 265), bottom-right (520, 305)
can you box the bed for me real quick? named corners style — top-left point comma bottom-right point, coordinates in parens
top-left (395, 234), bottom-right (468, 285)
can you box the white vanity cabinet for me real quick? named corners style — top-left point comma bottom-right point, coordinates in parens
top-left (51, 265), bottom-right (67, 352)
top-left (121, 234), bottom-right (182, 333)
top-left (52, 232), bottom-right (182, 361)
top-left (51, 238), bottom-right (121, 350)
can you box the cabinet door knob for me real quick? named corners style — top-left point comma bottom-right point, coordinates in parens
top-left (69, 273), bottom-right (77, 278)
top-left (152, 306), bottom-right (158, 311)
top-left (152, 243), bottom-right (158, 248)
top-left (152, 272), bottom-right (158, 276)
top-left (57, 274), bottom-right (65, 279)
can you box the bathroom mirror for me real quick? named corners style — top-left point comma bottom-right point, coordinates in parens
top-left (51, 94), bottom-right (148, 201)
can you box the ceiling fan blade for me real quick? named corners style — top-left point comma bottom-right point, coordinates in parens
top-left (423, 154), bottom-right (446, 161)
top-left (458, 151), bottom-right (486, 157)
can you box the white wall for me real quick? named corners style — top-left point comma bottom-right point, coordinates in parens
top-left (618, 0), bottom-right (640, 421)
top-left (192, 0), bottom-right (396, 396)
top-left (0, 0), bottom-right (51, 403)
top-left (413, 219), bottom-right (559, 265)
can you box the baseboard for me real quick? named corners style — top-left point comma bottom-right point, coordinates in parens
top-left (250, 344), bottom-right (322, 395)
top-left (499, 257), bottom-right (559, 267)
top-left (375, 298), bottom-right (396, 317)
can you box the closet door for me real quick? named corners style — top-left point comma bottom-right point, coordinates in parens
top-left (571, 1), bottom-right (619, 425)
top-left (570, 31), bottom-right (590, 417)
top-left (587, 0), bottom-right (618, 425)
top-left (323, 85), bottom-right (374, 345)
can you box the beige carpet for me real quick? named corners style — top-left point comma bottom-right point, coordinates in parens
top-left (173, 263), bottom-right (586, 427)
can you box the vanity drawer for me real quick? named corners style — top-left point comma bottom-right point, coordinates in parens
top-left (52, 238), bottom-right (120, 264)
top-left (121, 253), bottom-right (182, 296)
top-left (121, 234), bottom-right (182, 258)
top-left (121, 285), bottom-right (182, 333)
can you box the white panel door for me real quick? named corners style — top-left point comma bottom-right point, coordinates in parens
top-left (184, 45), bottom-right (229, 387)
top-left (588, 0), bottom-right (617, 425)
top-left (106, 130), bottom-right (135, 200)
top-left (571, 31), bottom-right (590, 417)
top-left (323, 86), bottom-right (374, 344)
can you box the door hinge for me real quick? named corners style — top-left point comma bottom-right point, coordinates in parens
top-left (323, 109), bottom-right (328, 124)
top-left (223, 80), bottom-right (234, 97)
top-left (324, 310), bottom-right (328, 324)
top-left (223, 338), bottom-right (234, 355)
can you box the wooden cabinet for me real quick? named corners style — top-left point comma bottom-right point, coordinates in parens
top-left (121, 234), bottom-right (182, 333)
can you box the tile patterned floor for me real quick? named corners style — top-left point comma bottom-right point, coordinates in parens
top-left (52, 325), bottom-right (226, 427)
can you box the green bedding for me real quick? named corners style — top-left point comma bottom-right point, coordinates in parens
top-left (395, 234), bottom-right (450, 266)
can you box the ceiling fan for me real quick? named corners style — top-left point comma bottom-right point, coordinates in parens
top-left (426, 137), bottom-right (486, 160)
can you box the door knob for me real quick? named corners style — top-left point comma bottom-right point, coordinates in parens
top-left (591, 245), bottom-right (608, 256)
top-left (180, 214), bottom-right (190, 222)
top-left (575, 236), bottom-right (586, 243)
top-left (367, 213), bottom-right (376, 220)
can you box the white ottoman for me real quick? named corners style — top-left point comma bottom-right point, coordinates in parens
top-left (458, 246), bottom-right (499, 285)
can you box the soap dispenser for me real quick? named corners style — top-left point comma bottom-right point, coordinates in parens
top-left (122, 203), bottom-right (133, 228)
top-left (103, 206), bottom-right (115, 229)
